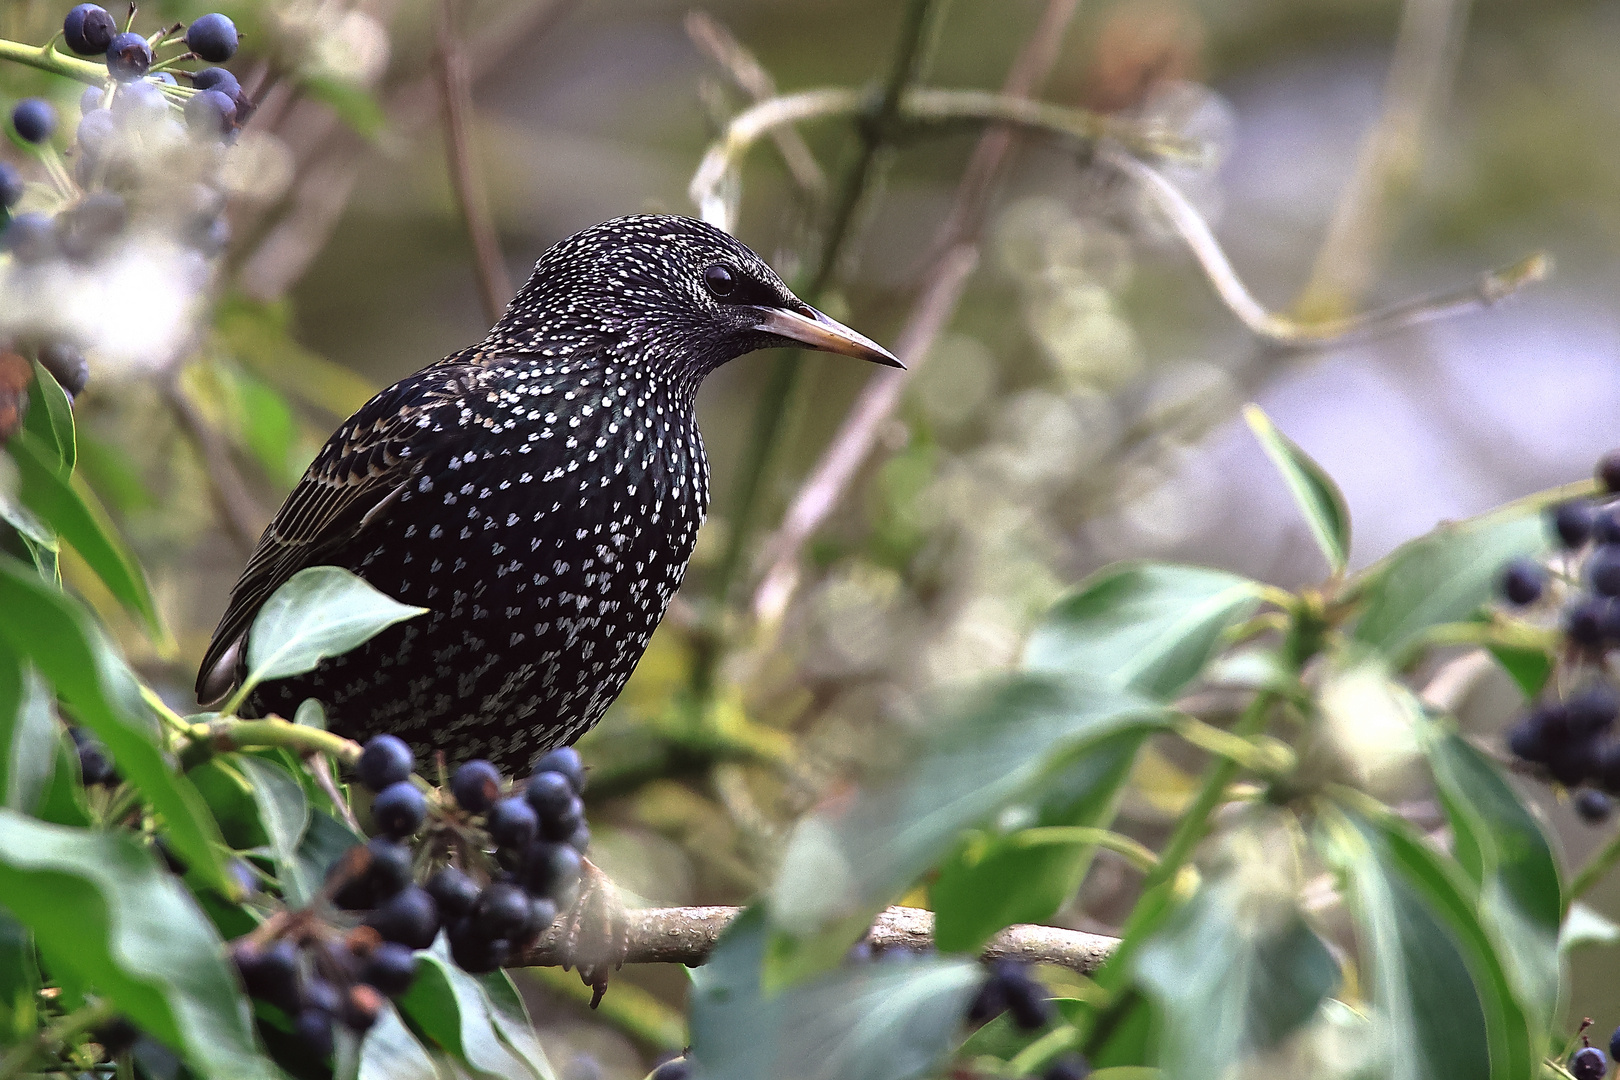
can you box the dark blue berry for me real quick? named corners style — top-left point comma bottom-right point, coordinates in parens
top-left (989, 961), bottom-right (1051, 1031)
top-left (1596, 509), bottom-right (1620, 546)
top-left (0, 162), bottom-right (22, 208)
top-left (191, 67), bottom-right (241, 97)
top-left (451, 759), bottom-right (502, 812)
top-left (234, 938), bottom-right (299, 1012)
top-left (1044, 1054), bottom-right (1091, 1080)
top-left (1548, 737), bottom-right (1597, 788)
top-left (38, 342), bottom-right (88, 396)
top-left (472, 882), bottom-right (532, 941)
top-left (93, 1017), bottom-right (139, 1055)
top-left (361, 941), bottom-right (419, 997)
top-left (344, 984), bottom-right (384, 1032)
top-left (426, 866), bottom-right (480, 918)
top-left (1566, 598), bottom-right (1614, 649)
top-left (1500, 558), bottom-right (1546, 606)
top-left (447, 918), bottom-right (509, 973)
top-left (488, 797), bottom-right (538, 849)
top-left (12, 99), bottom-right (56, 144)
top-left (64, 5), bottom-right (117, 56)
top-left (1507, 720), bottom-right (1548, 764)
top-left (293, 1008), bottom-right (334, 1060)
top-left (184, 89), bottom-right (237, 137)
top-left (541, 795), bottom-right (584, 842)
top-left (371, 781), bottom-right (426, 838)
top-left (76, 108), bottom-right (117, 156)
top-left (357, 734), bottom-right (413, 791)
top-left (1, 212), bottom-right (53, 262)
top-left (334, 836), bottom-right (413, 910)
top-left (1597, 744), bottom-right (1620, 794)
top-left (533, 746), bottom-right (586, 793)
top-left (73, 729), bottom-right (114, 786)
top-left (1568, 685), bottom-right (1619, 736)
top-left (1554, 501), bottom-right (1595, 549)
top-left (1611, 1027), bottom-right (1620, 1065)
top-left (78, 86), bottom-right (104, 117)
top-left (524, 771), bottom-right (575, 818)
top-left (301, 977), bottom-right (340, 1015)
top-left (528, 896), bottom-right (558, 934)
top-left (565, 823), bottom-right (590, 854)
top-left (366, 884), bottom-right (440, 949)
top-left (186, 14), bottom-right (239, 62)
top-left (522, 840), bottom-right (582, 903)
top-left (1576, 789), bottom-right (1613, 824)
top-left (1591, 548), bottom-right (1620, 598)
top-left (1600, 452), bottom-right (1620, 495)
top-left (1572, 1046), bottom-right (1607, 1080)
top-left (113, 81), bottom-right (167, 120)
top-left (56, 191), bottom-right (126, 261)
top-left (651, 1061), bottom-right (690, 1080)
top-left (105, 32), bottom-right (153, 82)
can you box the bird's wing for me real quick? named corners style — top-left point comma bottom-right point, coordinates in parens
top-left (196, 359), bottom-right (478, 705)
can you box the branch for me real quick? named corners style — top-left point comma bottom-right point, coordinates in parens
top-left (751, 0), bottom-right (1081, 621)
top-left (433, 0), bottom-right (513, 324)
top-left (0, 38), bottom-right (107, 86)
top-left (181, 715), bottom-right (362, 767)
top-left (685, 11), bottom-right (827, 200)
top-left (517, 905), bottom-right (1119, 974)
top-left (689, 87), bottom-right (1201, 232)
top-left (1101, 146), bottom-right (1550, 349)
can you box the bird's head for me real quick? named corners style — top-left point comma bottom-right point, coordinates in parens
top-left (490, 215), bottom-right (900, 383)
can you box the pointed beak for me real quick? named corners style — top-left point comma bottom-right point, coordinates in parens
top-left (749, 305), bottom-right (904, 368)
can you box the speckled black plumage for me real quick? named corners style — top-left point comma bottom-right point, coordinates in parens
top-left (198, 215), bottom-right (896, 770)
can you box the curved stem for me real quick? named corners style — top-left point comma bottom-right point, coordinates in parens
top-left (1013, 826), bottom-right (1160, 875)
top-left (0, 38), bottom-right (108, 86)
top-left (183, 715), bottom-right (362, 767)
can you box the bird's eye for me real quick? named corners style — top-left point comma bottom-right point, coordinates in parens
top-left (703, 264), bottom-right (736, 298)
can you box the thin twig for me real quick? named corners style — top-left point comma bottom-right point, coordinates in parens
top-left (685, 11), bottom-right (826, 200)
top-left (434, 0), bottom-right (513, 324)
top-left (163, 380), bottom-right (263, 552)
top-left (689, 87), bottom-right (1201, 232)
top-left (1102, 146), bottom-right (1549, 348)
top-left (752, 0), bottom-right (1081, 621)
top-left (517, 904), bottom-right (1119, 974)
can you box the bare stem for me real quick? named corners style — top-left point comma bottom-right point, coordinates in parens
top-left (184, 715), bottom-right (363, 766)
top-left (434, 0), bottom-right (513, 324)
top-left (1102, 146), bottom-right (1549, 349)
top-left (0, 38), bottom-right (107, 86)
top-left (685, 11), bottom-right (827, 200)
top-left (517, 904), bottom-right (1119, 974)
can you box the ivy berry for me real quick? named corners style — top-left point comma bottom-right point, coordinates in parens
top-left (1498, 558), bottom-right (1546, 606)
top-left (63, 5), bottom-right (117, 56)
top-left (1572, 1046), bottom-right (1608, 1080)
top-left (371, 781), bottom-right (426, 838)
top-left (0, 162), bottom-right (24, 209)
top-left (11, 99), bottom-right (56, 144)
top-left (533, 746), bottom-right (587, 794)
top-left (186, 14), bottom-right (240, 63)
top-left (357, 734), bottom-right (413, 791)
top-left (1555, 500), bottom-right (1595, 549)
top-left (105, 32), bottom-right (154, 81)
top-left (451, 759), bottom-right (502, 813)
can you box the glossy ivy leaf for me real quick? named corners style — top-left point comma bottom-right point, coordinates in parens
top-left (1243, 405), bottom-right (1351, 574)
top-left (478, 970), bottom-right (557, 1077)
top-left (395, 944), bottom-right (553, 1080)
top-left (767, 674), bottom-right (1161, 984)
top-left (1133, 830), bottom-right (1339, 1080)
top-left (33, 734), bottom-right (91, 827)
top-left (932, 731), bottom-right (1141, 952)
top-left (691, 906), bottom-right (982, 1080)
top-left (0, 559), bottom-right (234, 895)
top-left (9, 431), bottom-right (168, 643)
top-left (0, 456), bottom-right (57, 580)
top-left (241, 566), bottom-right (427, 695)
top-left (1486, 642), bottom-right (1553, 700)
top-left (1424, 731), bottom-right (1560, 1036)
top-left (22, 362), bottom-right (74, 476)
top-left (0, 651), bottom-right (55, 815)
top-left (1350, 512), bottom-right (1546, 665)
top-left (1319, 804), bottom-right (1536, 1080)
top-left (1023, 561), bottom-right (1264, 701)
top-left (234, 755), bottom-right (314, 904)
top-left (0, 810), bottom-right (274, 1079)
top-left (358, 1003), bottom-right (440, 1080)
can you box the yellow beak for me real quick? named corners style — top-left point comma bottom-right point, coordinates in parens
top-left (749, 305), bottom-right (903, 368)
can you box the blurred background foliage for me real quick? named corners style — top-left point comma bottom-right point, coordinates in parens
top-left (3, 0), bottom-right (1617, 1073)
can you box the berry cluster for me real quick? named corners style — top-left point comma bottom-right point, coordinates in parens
top-left (1562, 1018), bottom-right (1619, 1080)
top-left (225, 736), bottom-right (590, 1060)
top-left (67, 725), bottom-right (116, 786)
top-left (964, 961), bottom-right (1089, 1077)
top-left (1499, 451), bottom-right (1620, 822)
top-left (1, 4), bottom-right (249, 398)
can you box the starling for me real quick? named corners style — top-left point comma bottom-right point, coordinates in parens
top-left (198, 215), bottom-right (898, 769)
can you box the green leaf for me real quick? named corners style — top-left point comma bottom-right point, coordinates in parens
top-left (293, 809), bottom-right (362, 902)
top-left (396, 946), bottom-right (547, 1080)
top-left (33, 734), bottom-right (91, 827)
top-left (0, 452), bottom-right (58, 578)
top-left (0, 810), bottom-right (273, 1078)
top-left (932, 731), bottom-right (1144, 952)
top-left (1242, 405), bottom-right (1351, 573)
top-left (1319, 803), bottom-right (1536, 1080)
top-left (1350, 512), bottom-right (1547, 664)
top-left (1024, 562), bottom-right (1263, 700)
top-left (0, 651), bottom-right (55, 815)
top-left (22, 362), bottom-right (74, 476)
top-left (358, 1004), bottom-right (440, 1080)
top-left (1486, 642), bottom-right (1553, 700)
top-left (234, 755), bottom-right (314, 904)
top-left (0, 559), bottom-right (234, 895)
top-left (8, 432), bottom-right (168, 643)
top-left (767, 674), bottom-right (1161, 983)
top-left (1132, 824), bottom-right (1339, 1080)
top-left (1424, 731), bottom-right (1561, 1036)
top-left (240, 566), bottom-right (427, 695)
top-left (1559, 903), bottom-right (1619, 955)
top-left (690, 906), bottom-right (982, 1080)
top-left (478, 971), bottom-right (557, 1080)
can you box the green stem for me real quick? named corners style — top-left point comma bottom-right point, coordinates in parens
top-left (0, 999), bottom-right (116, 1080)
top-left (0, 38), bottom-right (108, 86)
top-left (699, 0), bottom-right (945, 695)
top-left (1007, 1024), bottom-right (1080, 1076)
top-left (1570, 825), bottom-right (1620, 900)
top-left (180, 716), bottom-right (362, 770)
top-left (1013, 826), bottom-right (1160, 875)
top-left (1138, 692), bottom-right (1277, 898)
